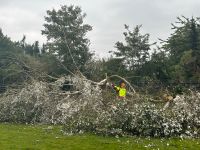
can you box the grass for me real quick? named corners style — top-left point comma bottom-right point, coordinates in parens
top-left (0, 124), bottom-right (199, 150)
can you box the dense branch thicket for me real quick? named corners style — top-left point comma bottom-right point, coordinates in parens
top-left (0, 76), bottom-right (199, 138)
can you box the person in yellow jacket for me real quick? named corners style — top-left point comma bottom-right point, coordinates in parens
top-left (112, 81), bottom-right (127, 99)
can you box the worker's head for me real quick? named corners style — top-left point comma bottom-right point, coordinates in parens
top-left (120, 81), bottom-right (126, 88)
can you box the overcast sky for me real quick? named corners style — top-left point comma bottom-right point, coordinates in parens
top-left (0, 0), bottom-right (200, 57)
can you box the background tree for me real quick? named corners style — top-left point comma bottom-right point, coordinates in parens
top-left (15, 36), bottom-right (40, 57)
top-left (111, 25), bottom-right (151, 72)
top-left (0, 30), bottom-right (30, 88)
top-left (0, 29), bottom-right (49, 92)
top-left (139, 49), bottom-right (170, 83)
top-left (163, 16), bottom-right (200, 83)
top-left (32, 41), bottom-right (40, 57)
top-left (42, 5), bottom-right (93, 74)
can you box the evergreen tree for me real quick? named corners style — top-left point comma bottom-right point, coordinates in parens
top-left (33, 41), bottom-right (40, 56)
top-left (111, 25), bottom-right (151, 72)
top-left (42, 5), bottom-right (93, 72)
top-left (163, 16), bottom-right (200, 82)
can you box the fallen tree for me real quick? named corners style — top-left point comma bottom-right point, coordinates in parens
top-left (0, 74), bottom-right (200, 138)
top-left (0, 73), bottom-right (135, 123)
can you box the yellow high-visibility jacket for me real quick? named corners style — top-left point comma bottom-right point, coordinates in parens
top-left (114, 86), bottom-right (126, 97)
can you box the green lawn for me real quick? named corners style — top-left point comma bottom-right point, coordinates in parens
top-left (0, 124), bottom-right (199, 150)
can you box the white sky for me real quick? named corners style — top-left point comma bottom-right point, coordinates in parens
top-left (0, 0), bottom-right (200, 58)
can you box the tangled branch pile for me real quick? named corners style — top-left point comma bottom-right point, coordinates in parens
top-left (0, 75), bottom-right (200, 138)
top-left (64, 91), bottom-right (200, 138)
